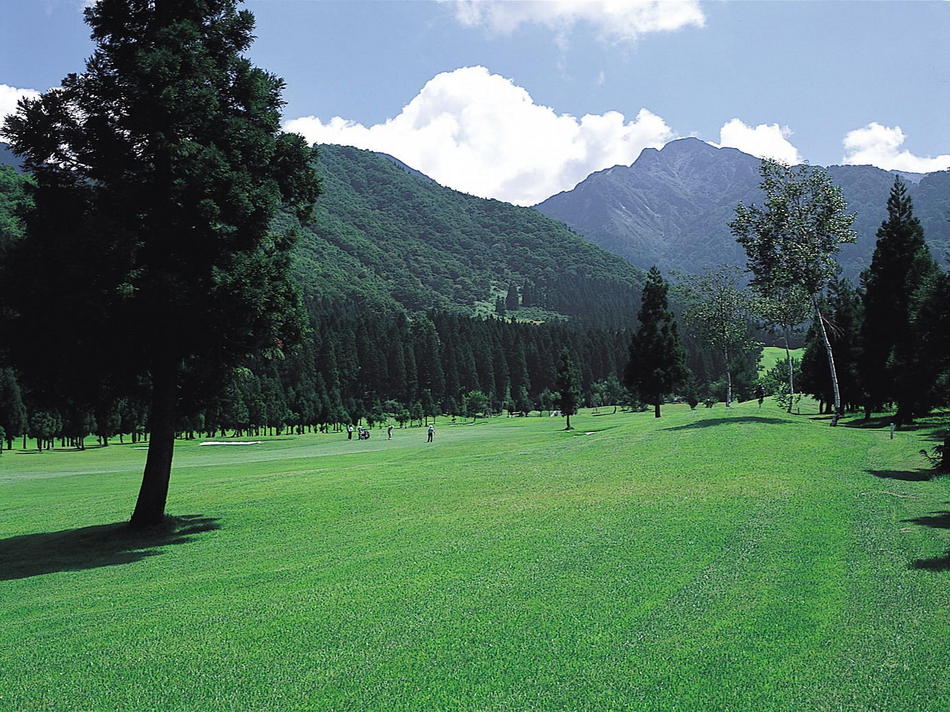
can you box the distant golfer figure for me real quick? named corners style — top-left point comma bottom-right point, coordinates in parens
top-left (387, 424), bottom-right (394, 440)
top-left (426, 424), bottom-right (434, 443)
top-left (347, 424), bottom-right (353, 440)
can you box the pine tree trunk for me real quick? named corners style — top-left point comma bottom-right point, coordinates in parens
top-left (784, 328), bottom-right (795, 414)
top-left (130, 346), bottom-right (179, 529)
top-left (654, 402), bottom-right (661, 418)
top-left (565, 413), bottom-right (571, 430)
top-left (812, 298), bottom-right (842, 425)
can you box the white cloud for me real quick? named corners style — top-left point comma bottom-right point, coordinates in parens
top-left (285, 66), bottom-right (674, 205)
top-left (0, 84), bottom-right (41, 139)
top-left (442, 0), bottom-right (705, 43)
top-left (717, 118), bottom-right (802, 164)
top-left (842, 122), bottom-right (950, 174)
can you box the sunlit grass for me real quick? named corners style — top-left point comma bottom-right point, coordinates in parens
top-left (1, 402), bottom-right (947, 711)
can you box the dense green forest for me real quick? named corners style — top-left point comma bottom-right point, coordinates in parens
top-left (286, 144), bottom-right (648, 329)
top-left (0, 152), bottom-right (763, 447)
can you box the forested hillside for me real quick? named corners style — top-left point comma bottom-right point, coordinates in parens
top-left (291, 144), bottom-right (646, 329)
top-left (1, 140), bottom-right (648, 328)
top-left (535, 137), bottom-right (950, 278)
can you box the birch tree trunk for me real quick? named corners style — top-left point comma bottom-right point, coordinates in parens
top-left (784, 326), bottom-right (796, 414)
top-left (812, 297), bottom-right (842, 426)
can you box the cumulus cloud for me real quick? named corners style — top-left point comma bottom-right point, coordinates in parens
top-left (0, 84), bottom-right (41, 138)
top-left (716, 118), bottom-right (802, 164)
top-left (442, 0), bottom-right (705, 43)
top-left (842, 122), bottom-right (950, 174)
top-left (285, 66), bottom-right (674, 205)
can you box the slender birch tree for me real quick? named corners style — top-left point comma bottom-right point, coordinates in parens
top-left (730, 160), bottom-right (856, 425)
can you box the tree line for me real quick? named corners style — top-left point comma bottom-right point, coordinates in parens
top-left (744, 170), bottom-right (950, 425)
top-left (0, 299), bottom-right (757, 449)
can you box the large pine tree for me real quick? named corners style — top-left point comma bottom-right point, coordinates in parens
top-left (858, 178), bottom-right (937, 423)
top-left (624, 267), bottom-right (687, 418)
top-left (1, 0), bottom-right (319, 527)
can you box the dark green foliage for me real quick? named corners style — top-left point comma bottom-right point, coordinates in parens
top-left (555, 349), bottom-right (581, 429)
top-left (799, 280), bottom-right (862, 413)
top-left (913, 269), bottom-right (950, 408)
top-left (682, 373), bottom-right (701, 410)
top-left (463, 390), bottom-right (489, 421)
top-left (28, 410), bottom-right (61, 451)
top-left (505, 283), bottom-right (520, 312)
top-left (1, 0), bottom-right (319, 526)
top-left (624, 267), bottom-right (688, 417)
top-left (859, 179), bottom-right (937, 422)
top-left (0, 368), bottom-right (27, 449)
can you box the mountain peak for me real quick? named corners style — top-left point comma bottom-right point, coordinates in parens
top-left (659, 137), bottom-right (718, 154)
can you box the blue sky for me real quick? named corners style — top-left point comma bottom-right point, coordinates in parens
top-left (2, 0), bottom-right (949, 203)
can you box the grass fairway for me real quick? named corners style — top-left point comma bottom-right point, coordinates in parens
top-left (1, 403), bottom-right (948, 711)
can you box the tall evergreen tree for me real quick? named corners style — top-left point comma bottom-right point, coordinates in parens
top-left (1, 0), bottom-right (319, 526)
top-left (858, 178), bottom-right (937, 423)
top-left (624, 267), bottom-right (687, 418)
top-left (555, 348), bottom-right (581, 430)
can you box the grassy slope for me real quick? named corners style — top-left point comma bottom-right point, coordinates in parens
top-left (1, 403), bottom-right (947, 711)
top-left (759, 345), bottom-right (805, 375)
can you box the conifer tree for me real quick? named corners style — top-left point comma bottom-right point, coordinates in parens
top-left (555, 348), bottom-right (581, 430)
top-left (0, 368), bottom-right (27, 450)
top-left (858, 178), bottom-right (937, 422)
top-left (913, 268), bottom-right (950, 409)
top-left (505, 282), bottom-right (520, 312)
top-left (624, 267), bottom-right (687, 418)
top-left (1, 0), bottom-right (319, 526)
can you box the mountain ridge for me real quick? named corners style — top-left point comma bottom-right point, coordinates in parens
top-left (534, 137), bottom-right (950, 278)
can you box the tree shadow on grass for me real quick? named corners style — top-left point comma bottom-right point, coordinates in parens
top-left (909, 553), bottom-right (950, 571)
top-left (868, 468), bottom-right (937, 482)
top-left (904, 511), bottom-right (950, 529)
top-left (843, 415), bottom-right (944, 433)
top-left (0, 514), bottom-right (219, 581)
top-left (664, 416), bottom-right (788, 431)
top-left (903, 510), bottom-right (950, 571)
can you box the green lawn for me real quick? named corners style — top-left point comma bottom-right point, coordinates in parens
top-left (1, 402), bottom-right (947, 711)
top-left (759, 345), bottom-right (805, 375)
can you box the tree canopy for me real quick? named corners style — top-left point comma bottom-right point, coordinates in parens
top-left (731, 160), bottom-right (856, 423)
top-left (1, 0), bottom-right (319, 527)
